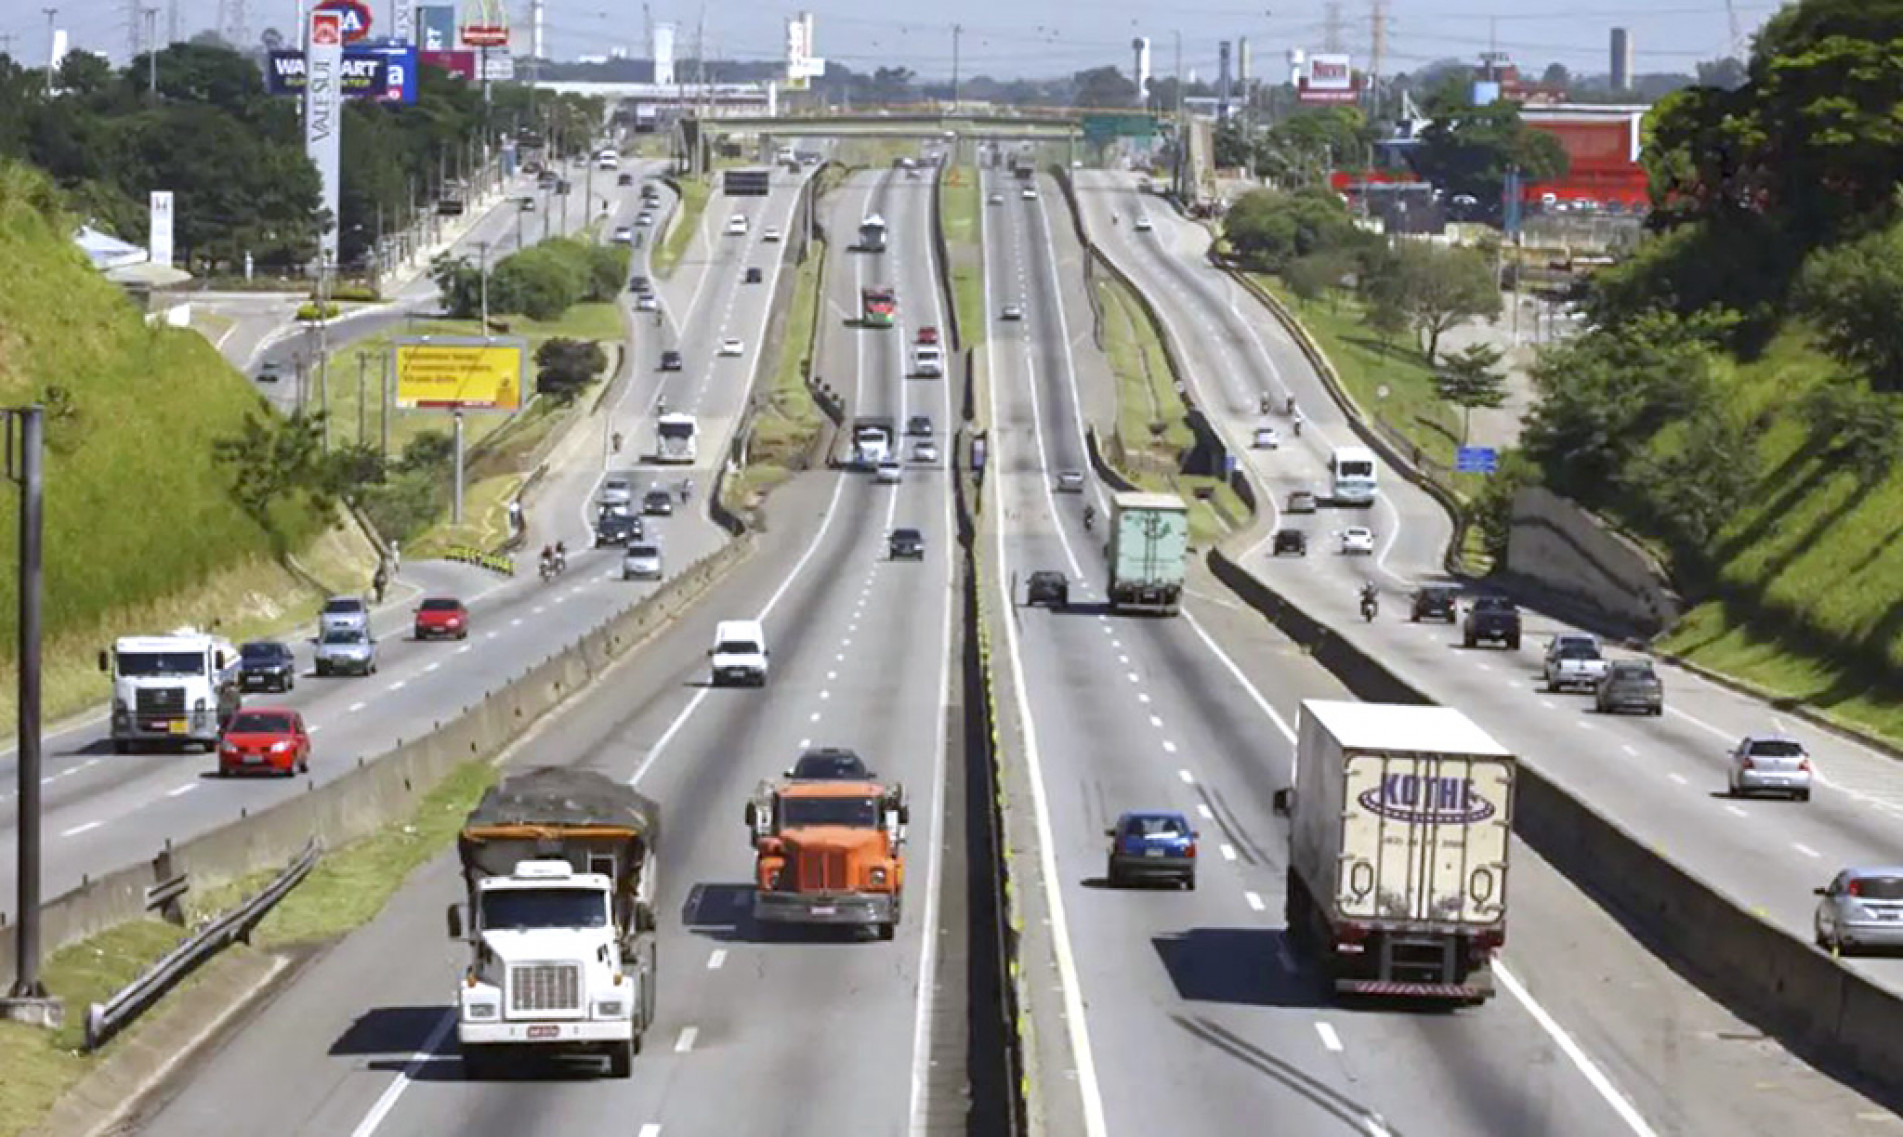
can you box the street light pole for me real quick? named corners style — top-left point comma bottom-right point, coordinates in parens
top-left (477, 239), bottom-right (490, 328)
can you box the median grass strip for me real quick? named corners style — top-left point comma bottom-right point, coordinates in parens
top-left (726, 238), bottom-right (829, 514)
top-left (941, 165), bottom-right (986, 348)
top-left (0, 758), bottom-right (498, 1137)
top-left (654, 174), bottom-right (711, 279)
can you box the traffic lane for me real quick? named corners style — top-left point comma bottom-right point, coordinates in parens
top-left (132, 473), bottom-right (846, 1137)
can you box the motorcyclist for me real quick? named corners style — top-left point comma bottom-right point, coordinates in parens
top-left (1359, 581), bottom-right (1379, 621)
top-left (657, 394), bottom-right (668, 415)
top-left (1259, 394), bottom-right (1273, 415)
top-left (1083, 503), bottom-right (1097, 531)
top-left (1292, 408), bottom-right (1305, 437)
top-left (539, 545), bottom-right (556, 580)
top-left (679, 478), bottom-right (693, 503)
top-left (1285, 395), bottom-right (1297, 416)
top-left (554, 540), bottom-right (568, 572)
top-left (612, 431), bottom-right (624, 454)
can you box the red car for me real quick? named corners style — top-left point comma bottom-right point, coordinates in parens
top-left (414, 596), bottom-right (469, 640)
top-left (916, 326), bottom-right (939, 345)
top-left (218, 708), bottom-right (310, 777)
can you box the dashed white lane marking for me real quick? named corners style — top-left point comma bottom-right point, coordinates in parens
top-left (1794, 842), bottom-right (1820, 858)
top-left (1118, 654), bottom-right (1130, 666)
top-left (1178, 769), bottom-right (1194, 784)
top-left (1163, 741), bottom-right (1178, 754)
top-left (827, 671), bottom-right (837, 680)
top-left (309, 725), bottom-right (324, 734)
top-left (167, 783), bottom-right (196, 797)
top-left (1245, 891), bottom-right (1266, 912)
top-left (1315, 1022), bottom-right (1344, 1052)
top-left (61, 821), bottom-right (101, 837)
top-left (809, 712), bottom-right (821, 723)
top-left (82, 758), bottom-right (98, 769)
top-left (638, 1126), bottom-right (662, 1137)
top-left (1539, 699), bottom-right (1556, 710)
top-left (510, 618), bottom-right (522, 627)
top-left (835, 653), bottom-right (846, 662)
top-left (1724, 805), bottom-right (1747, 818)
top-left (1621, 745), bottom-right (1638, 756)
top-left (456, 645), bottom-right (471, 654)
top-left (349, 701), bottom-right (367, 712)
top-left (1126, 671), bottom-right (1139, 683)
top-left (798, 738), bottom-right (811, 749)
top-left (1475, 662), bottom-right (1492, 672)
top-left (1137, 693), bottom-right (1151, 704)
top-left (424, 662), bottom-right (441, 673)
top-left (1196, 804), bottom-right (1214, 820)
top-left (388, 680), bottom-right (407, 691)
top-left (1220, 844), bottom-right (1238, 862)
top-left (820, 690), bottom-right (831, 700)
top-left (707, 949), bottom-right (727, 970)
top-left (485, 631), bottom-right (499, 639)
top-left (1574, 720), bottom-right (1591, 729)
top-left (1669, 773), bottom-right (1688, 786)
top-left (532, 606), bottom-right (545, 615)
top-left (674, 1027), bottom-right (698, 1053)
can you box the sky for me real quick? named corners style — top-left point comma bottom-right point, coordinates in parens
top-left (0, 0), bottom-right (1782, 82)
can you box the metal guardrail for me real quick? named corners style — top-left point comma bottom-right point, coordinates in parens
top-left (85, 840), bottom-right (318, 1051)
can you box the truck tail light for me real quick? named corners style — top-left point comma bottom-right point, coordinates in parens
top-left (1472, 929), bottom-right (1504, 952)
top-left (1336, 923), bottom-right (1368, 945)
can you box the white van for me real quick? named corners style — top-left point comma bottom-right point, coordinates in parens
top-left (710, 619), bottom-right (769, 687)
top-left (725, 213), bottom-right (749, 236)
top-left (1329, 445), bottom-right (1379, 506)
top-left (913, 344), bottom-right (944, 378)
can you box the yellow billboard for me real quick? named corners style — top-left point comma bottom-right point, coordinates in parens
top-left (391, 336), bottom-right (526, 411)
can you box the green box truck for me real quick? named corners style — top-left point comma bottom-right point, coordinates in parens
top-left (1106, 491), bottom-right (1189, 615)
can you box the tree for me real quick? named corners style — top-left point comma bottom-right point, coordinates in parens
top-left (1539, 62), bottom-right (1572, 89)
top-left (212, 409), bottom-right (333, 535)
top-left (1799, 383), bottom-right (1903, 484)
top-left (1412, 86), bottom-right (1569, 208)
top-left (1434, 343), bottom-right (1509, 443)
top-left (1694, 56), bottom-right (1747, 89)
top-left (1362, 243), bottom-right (1499, 364)
top-left (1072, 66), bottom-right (1137, 109)
top-left (1363, 289), bottom-right (1411, 352)
top-left (429, 253), bottom-right (484, 318)
top-left (868, 66), bottom-right (916, 104)
top-left (535, 338), bottom-right (608, 404)
top-left (1796, 223), bottom-right (1903, 390)
top-left (1222, 187), bottom-right (1369, 272)
top-left (1257, 106), bottom-right (1376, 185)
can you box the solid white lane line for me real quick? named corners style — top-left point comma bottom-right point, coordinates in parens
top-left (707, 949), bottom-right (727, 970)
top-left (348, 1010), bottom-right (456, 1137)
top-left (1245, 891), bottom-right (1266, 912)
top-left (674, 1026), bottom-right (698, 1053)
top-left (1315, 1022), bottom-right (1344, 1052)
top-left (1495, 962), bottom-right (1660, 1136)
top-left (59, 822), bottom-right (101, 838)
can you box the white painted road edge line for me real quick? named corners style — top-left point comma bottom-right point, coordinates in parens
top-left (348, 1009), bottom-right (455, 1137)
top-left (1494, 962), bottom-right (1660, 1137)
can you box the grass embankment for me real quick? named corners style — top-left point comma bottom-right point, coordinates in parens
top-left (940, 166), bottom-right (986, 349)
top-left (1096, 272), bottom-right (1246, 547)
top-left (0, 759), bottom-right (498, 1137)
top-left (1646, 329), bottom-right (1903, 745)
top-left (0, 162), bottom-right (376, 731)
top-left (726, 238), bottom-right (828, 512)
top-left (654, 174), bottom-right (711, 279)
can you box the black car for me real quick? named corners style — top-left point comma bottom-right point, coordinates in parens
top-left (642, 489), bottom-right (676, 516)
top-left (595, 511), bottom-right (642, 546)
top-left (907, 414), bottom-right (933, 437)
top-left (629, 275), bottom-right (652, 295)
top-left (1272, 528), bottom-right (1307, 556)
top-left (785, 747), bottom-right (874, 781)
top-left (1463, 595), bottom-right (1523, 649)
top-left (1410, 585), bottom-right (1459, 623)
top-left (1026, 570), bottom-right (1069, 607)
top-left (889, 527), bottom-right (925, 559)
top-left (617, 171), bottom-right (634, 186)
top-left (659, 349), bottom-right (683, 371)
top-left (744, 266), bottom-right (764, 284)
top-left (237, 640), bottom-right (297, 693)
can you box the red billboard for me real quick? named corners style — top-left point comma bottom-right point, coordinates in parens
top-left (314, 0), bottom-right (373, 44)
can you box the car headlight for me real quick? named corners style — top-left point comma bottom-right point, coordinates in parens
top-left (595, 1000), bottom-right (624, 1017)
top-left (270, 741), bottom-right (291, 752)
top-left (466, 1001), bottom-right (499, 1020)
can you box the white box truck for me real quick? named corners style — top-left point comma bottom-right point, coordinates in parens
top-left (99, 627), bottom-right (241, 752)
top-left (447, 768), bottom-right (660, 1079)
top-left (1274, 700), bottom-right (1514, 1003)
top-left (1106, 491), bottom-right (1189, 615)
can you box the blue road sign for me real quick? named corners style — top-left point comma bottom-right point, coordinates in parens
top-left (1455, 446), bottom-right (1499, 474)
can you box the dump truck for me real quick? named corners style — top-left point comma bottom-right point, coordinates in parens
top-left (447, 768), bottom-right (661, 1079)
top-left (1274, 700), bottom-right (1513, 1003)
top-left (1106, 491), bottom-right (1189, 615)
top-left (746, 775), bottom-right (908, 939)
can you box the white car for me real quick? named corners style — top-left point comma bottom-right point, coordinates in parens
top-left (913, 441), bottom-right (940, 463)
top-left (725, 214), bottom-right (748, 236)
top-left (1000, 303), bottom-right (1024, 321)
top-left (762, 225), bottom-right (783, 242)
top-left (875, 459), bottom-right (904, 484)
top-left (1339, 527), bottom-right (1375, 555)
top-left (1253, 426), bottom-right (1280, 449)
top-left (634, 294), bottom-right (659, 312)
top-left (635, 211), bottom-right (655, 227)
top-left (1133, 215), bottom-right (1153, 232)
top-left (611, 225), bottom-right (634, 244)
top-left (987, 193), bottom-right (1004, 206)
top-left (1020, 187), bottom-right (1038, 200)
top-left (718, 337), bottom-right (745, 356)
top-left (598, 476), bottom-right (635, 507)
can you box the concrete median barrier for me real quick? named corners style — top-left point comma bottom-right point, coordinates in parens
top-left (1, 535), bottom-right (755, 987)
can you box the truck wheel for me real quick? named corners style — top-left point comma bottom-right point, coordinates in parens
top-left (608, 1038), bottom-right (634, 1079)
top-left (1508, 636), bottom-right (1521, 650)
top-left (1463, 634), bottom-right (1475, 648)
top-left (463, 1047), bottom-right (498, 1080)
top-left (877, 921), bottom-right (896, 941)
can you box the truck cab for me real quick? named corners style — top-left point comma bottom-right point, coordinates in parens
top-left (746, 778), bottom-right (908, 940)
top-left (449, 769), bottom-right (659, 1080)
top-left (100, 627), bottom-right (240, 752)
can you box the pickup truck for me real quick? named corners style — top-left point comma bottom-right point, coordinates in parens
top-left (1462, 596), bottom-right (1521, 650)
top-left (1543, 634), bottom-right (1610, 692)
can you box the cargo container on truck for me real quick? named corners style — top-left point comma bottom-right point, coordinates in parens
top-left (1105, 491), bottom-right (1189, 615)
top-left (446, 768), bottom-right (660, 1078)
top-left (1274, 700), bottom-right (1513, 1003)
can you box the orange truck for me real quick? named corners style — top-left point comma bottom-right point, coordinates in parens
top-left (745, 774), bottom-right (908, 939)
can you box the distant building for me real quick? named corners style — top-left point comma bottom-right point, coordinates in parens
top-left (1519, 103), bottom-right (1649, 208)
top-left (1610, 29), bottom-right (1633, 92)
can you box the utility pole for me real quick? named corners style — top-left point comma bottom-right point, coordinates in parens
top-left (1369, 0), bottom-right (1388, 120)
top-left (951, 23), bottom-right (962, 111)
top-left (356, 352), bottom-right (368, 446)
top-left (165, 0), bottom-right (178, 45)
top-left (477, 239), bottom-right (490, 329)
top-left (379, 355), bottom-right (390, 464)
top-left (1173, 30), bottom-right (1185, 202)
top-left (1, 407), bottom-right (60, 1031)
top-left (142, 7), bottom-right (158, 94)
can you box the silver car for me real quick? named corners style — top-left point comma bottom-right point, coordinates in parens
top-left (1054, 470), bottom-right (1085, 493)
top-left (598, 476), bottom-right (634, 508)
top-left (319, 595), bottom-right (369, 636)
top-left (1815, 867), bottom-right (1903, 954)
top-left (1726, 734), bottom-right (1812, 801)
top-left (312, 628), bottom-right (378, 677)
top-left (622, 542), bottom-right (663, 581)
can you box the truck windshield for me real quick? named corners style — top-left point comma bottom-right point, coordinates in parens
top-left (781, 795), bottom-right (881, 828)
top-left (116, 651), bottom-right (205, 677)
top-left (481, 888), bottom-right (609, 930)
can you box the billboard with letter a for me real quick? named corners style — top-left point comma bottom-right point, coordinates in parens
top-left (392, 336), bottom-right (526, 411)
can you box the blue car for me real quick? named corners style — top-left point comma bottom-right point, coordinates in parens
top-left (1105, 810), bottom-right (1198, 890)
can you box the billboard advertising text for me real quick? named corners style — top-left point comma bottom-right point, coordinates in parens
top-left (268, 46), bottom-right (418, 102)
top-left (393, 338), bottom-right (526, 411)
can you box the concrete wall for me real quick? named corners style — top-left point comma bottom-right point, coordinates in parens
top-left (1505, 484), bottom-right (1681, 635)
top-left (1, 534), bottom-right (755, 986)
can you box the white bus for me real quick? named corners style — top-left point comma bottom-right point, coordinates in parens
top-left (655, 413), bottom-right (699, 464)
top-left (1329, 444), bottom-right (1379, 506)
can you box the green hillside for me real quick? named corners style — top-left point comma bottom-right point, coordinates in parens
top-left (0, 162), bottom-right (365, 727)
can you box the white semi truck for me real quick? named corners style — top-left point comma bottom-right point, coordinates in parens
top-left (99, 627), bottom-right (241, 752)
top-left (1275, 700), bottom-right (1514, 1003)
top-left (447, 768), bottom-right (660, 1079)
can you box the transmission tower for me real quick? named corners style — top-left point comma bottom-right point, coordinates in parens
top-left (125, 0), bottom-right (141, 61)
top-left (1322, 0), bottom-right (1344, 53)
top-left (226, 0), bottom-right (247, 49)
top-left (1369, 0), bottom-right (1388, 117)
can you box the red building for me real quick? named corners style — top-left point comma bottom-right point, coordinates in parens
top-left (1518, 104), bottom-right (1650, 208)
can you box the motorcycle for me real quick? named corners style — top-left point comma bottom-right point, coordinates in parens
top-left (539, 558), bottom-right (558, 583)
top-left (612, 431), bottom-right (624, 454)
top-left (1083, 507), bottom-right (1096, 532)
top-left (1360, 590), bottom-right (1378, 622)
